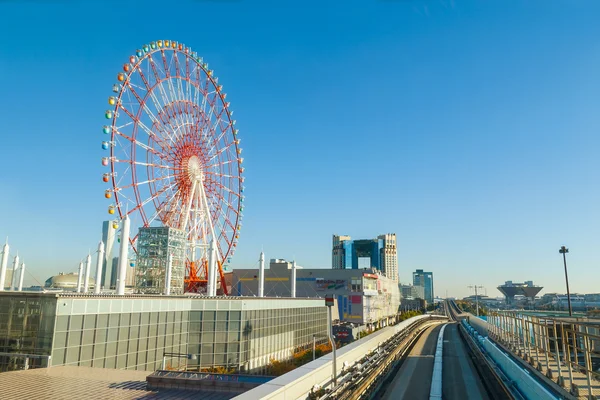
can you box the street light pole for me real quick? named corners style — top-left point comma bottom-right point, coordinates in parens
top-left (559, 246), bottom-right (573, 317)
top-left (467, 285), bottom-right (484, 316)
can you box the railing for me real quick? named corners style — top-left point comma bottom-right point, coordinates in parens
top-left (488, 312), bottom-right (600, 398)
top-left (150, 370), bottom-right (274, 384)
top-left (0, 352), bottom-right (51, 372)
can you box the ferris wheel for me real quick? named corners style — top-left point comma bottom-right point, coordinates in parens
top-left (101, 40), bottom-right (244, 294)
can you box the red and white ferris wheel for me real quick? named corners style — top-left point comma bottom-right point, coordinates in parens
top-left (101, 39), bottom-right (244, 294)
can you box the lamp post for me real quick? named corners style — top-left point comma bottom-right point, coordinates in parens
top-left (559, 246), bottom-right (572, 317)
top-left (467, 285), bottom-right (484, 316)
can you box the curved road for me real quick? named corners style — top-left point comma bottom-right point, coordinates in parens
top-left (379, 322), bottom-right (489, 400)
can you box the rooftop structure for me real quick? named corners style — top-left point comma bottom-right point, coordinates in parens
top-left (232, 261), bottom-right (400, 327)
top-left (497, 280), bottom-right (543, 304)
top-left (135, 227), bottom-right (187, 295)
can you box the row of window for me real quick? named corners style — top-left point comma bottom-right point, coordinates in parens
top-left (55, 311), bottom-right (189, 332)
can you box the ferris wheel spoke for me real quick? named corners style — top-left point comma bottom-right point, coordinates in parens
top-left (116, 174), bottom-right (176, 191)
top-left (210, 190), bottom-right (240, 220)
top-left (149, 188), bottom-right (180, 226)
top-left (207, 191), bottom-right (236, 228)
top-left (115, 121), bottom-right (134, 130)
top-left (116, 158), bottom-right (178, 171)
top-left (206, 140), bottom-right (236, 165)
top-left (113, 134), bottom-right (132, 164)
top-left (129, 181), bottom-right (177, 215)
top-left (204, 171), bottom-right (240, 180)
top-left (114, 129), bottom-right (170, 162)
top-left (205, 159), bottom-right (236, 170)
top-left (149, 58), bottom-right (173, 111)
top-left (214, 183), bottom-right (242, 198)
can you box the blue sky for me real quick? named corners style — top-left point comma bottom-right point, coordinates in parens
top-left (0, 0), bottom-right (598, 298)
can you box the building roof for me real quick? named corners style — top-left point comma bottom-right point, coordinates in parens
top-left (0, 366), bottom-right (235, 399)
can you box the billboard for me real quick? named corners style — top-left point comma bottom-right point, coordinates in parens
top-left (316, 278), bottom-right (347, 291)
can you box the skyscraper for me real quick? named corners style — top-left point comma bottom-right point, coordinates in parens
top-left (378, 234), bottom-right (398, 282)
top-left (413, 269), bottom-right (434, 303)
top-left (101, 221), bottom-right (117, 289)
top-left (332, 234), bottom-right (398, 281)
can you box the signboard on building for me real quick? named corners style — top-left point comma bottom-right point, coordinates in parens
top-left (325, 295), bottom-right (335, 307)
top-left (316, 279), bottom-right (347, 291)
top-left (363, 273), bottom-right (378, 279)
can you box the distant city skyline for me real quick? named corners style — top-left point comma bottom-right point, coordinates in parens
top-left (1, 0), bottom-right (599, 299)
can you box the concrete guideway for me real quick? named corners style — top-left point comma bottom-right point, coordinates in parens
top-left (379, 321), bottom-right (493, 400)
top-left (234, 315), bottom-right (448, 400)
top-left (442, 323), bottom-right (490, 400)
top-left (429, 323), bottom-right (447, 399)
top-left (379, 324), bottom-right (444, 400)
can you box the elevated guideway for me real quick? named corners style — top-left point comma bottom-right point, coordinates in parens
top-left (232, 315), bottom-right (447, 400)
top-left (377, 301), bottom-right (504, 400)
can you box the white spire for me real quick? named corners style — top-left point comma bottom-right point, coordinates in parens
top-left (0, 238), bottom-right (9, 291)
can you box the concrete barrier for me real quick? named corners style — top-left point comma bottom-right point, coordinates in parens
top-left (233, 315), bottom-right (444, 400)
top-left (461, 318), bottom-right (559, 400)
top-left (482, 339), bottom-right (558, 400)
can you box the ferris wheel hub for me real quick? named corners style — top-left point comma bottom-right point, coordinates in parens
top-left (187, 155), bottom-right (203, 182)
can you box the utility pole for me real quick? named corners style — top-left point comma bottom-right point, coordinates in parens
top-left (559, 246), bottom-right (573, 317)
top-left (467, 285), bottom-right (484, 316)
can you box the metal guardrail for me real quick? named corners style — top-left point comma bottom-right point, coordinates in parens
top-left (150, 370), bottom-right (274, 384)
top-left (489, 312), bottom-right (600, 398)
top-left (447, 301), bottom-right (518, 400)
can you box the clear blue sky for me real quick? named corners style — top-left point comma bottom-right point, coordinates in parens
top-left (0, 0), bottom-right (598, 298)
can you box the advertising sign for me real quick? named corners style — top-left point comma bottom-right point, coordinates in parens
top-left (325, 295), bottom-right (335, 307)
top-left (316, 279), bottom-right (347, 291)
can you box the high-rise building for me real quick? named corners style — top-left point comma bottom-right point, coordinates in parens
top-left (399, 283), bottom-right (425, 300)
top-left (332, 235), bottom-right (352, 269)
top-left (332, 234), bottom-right (398, 281)
top-left (101, 221), bottom-right (117, 289)
top-left (135, 227), bottom-right (187, 295)
top-left (110, 257), bottom-right (118, 289)
top-left (413, 269), bottom-right (434, 303)
top-left (378, 234), bottom-right (398, 282)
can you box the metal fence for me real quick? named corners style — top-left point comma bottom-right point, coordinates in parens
top-left (488, 312), bottom-right (600, 398)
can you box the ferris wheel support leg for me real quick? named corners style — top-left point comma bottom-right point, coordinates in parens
top-left (181, 179), bottom-right (198, 233)
top-left (116, 215), bottom-right (130, 295)
top-left (199, 179), bottom-right (219, 296)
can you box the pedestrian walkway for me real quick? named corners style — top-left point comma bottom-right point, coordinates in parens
top-left (488, 312), bottom-right (600, 400)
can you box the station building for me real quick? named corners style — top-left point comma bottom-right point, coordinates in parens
top-left (231, 260), bottom-right (401, 328)
top-left (0, 292), bottom-right (327, 373)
